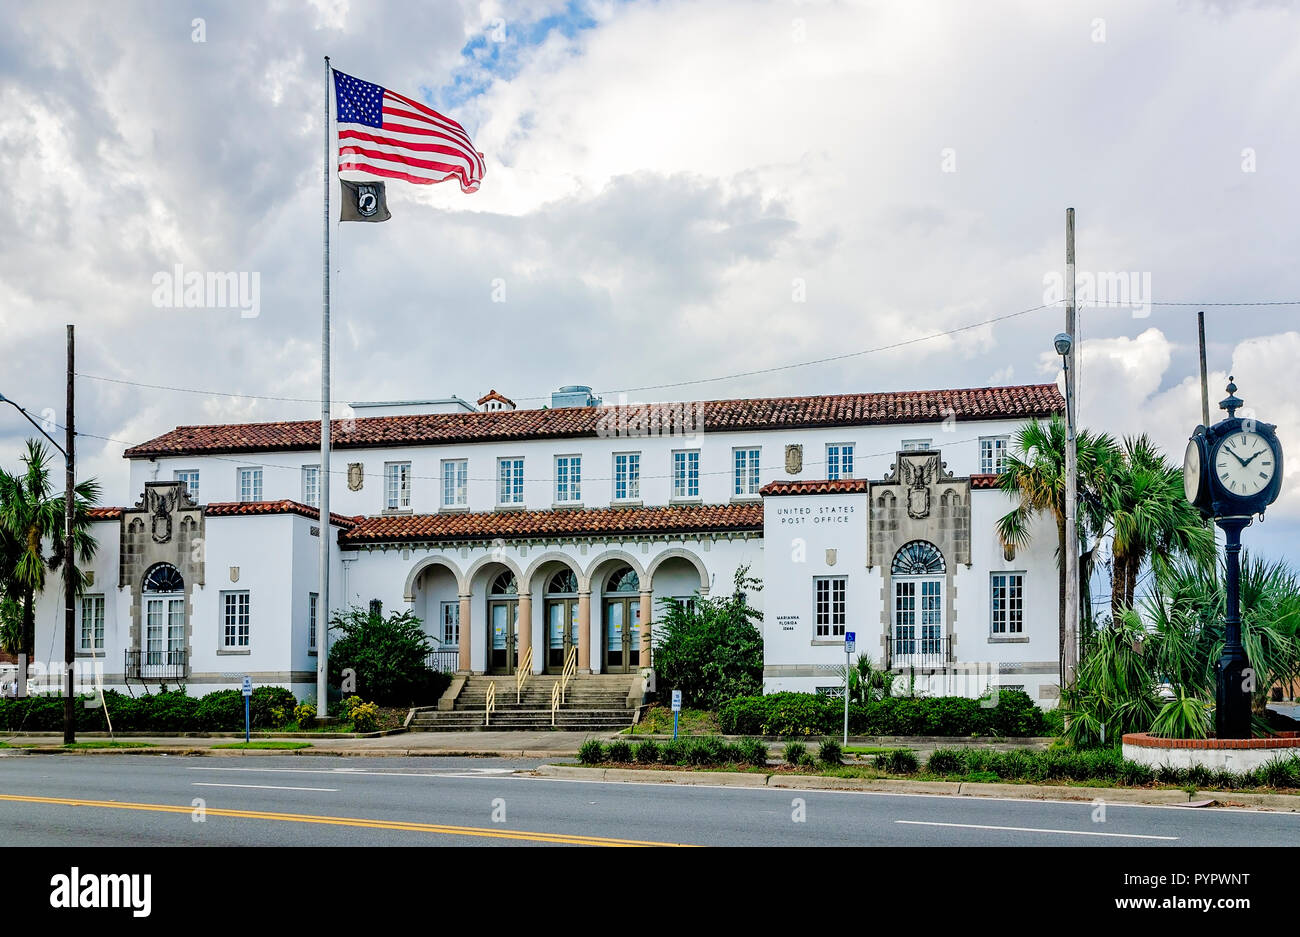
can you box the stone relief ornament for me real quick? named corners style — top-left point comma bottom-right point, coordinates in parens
top-left (347, 463), bottom-right (364, 491)
top-left (229, 566), bottom-right (240, 583)
top-left (899, 455), bottom-right (939, 519)
top-left (825, 548), bottom-right (837, 567)
top-left (785, 444), bottom-right (803, 475)
top-left (148, 487), bottom-right (178, 544)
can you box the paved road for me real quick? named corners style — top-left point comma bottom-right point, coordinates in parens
top-left (0, 754), bottom-right (1296, 846)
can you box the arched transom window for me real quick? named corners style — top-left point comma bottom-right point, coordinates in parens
top-left (489, 571), bottom-right (518, 595)
top-left (547, 570), bottom-right (579, 594)
top-left (143, 563), bottom-right (185, 593)
top-left (891, 541), bottom-right (945, 576)
top-left (607, 568), bottom-right (640, 593)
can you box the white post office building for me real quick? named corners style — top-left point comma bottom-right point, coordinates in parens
top-left (34, 382), bottom-right (1065, 705)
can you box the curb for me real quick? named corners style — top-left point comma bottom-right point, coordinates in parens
top-left (530, 764), bottom-right (1300, 809)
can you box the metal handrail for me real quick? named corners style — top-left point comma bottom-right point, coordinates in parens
top-left (560, 644), bottom-right (577, 704)
top-left (516, 646), bottom-right (533, 703)
top-left (551, 681), bottom-right (561, 727)
top-left (485, 681), bottom-right (496, 727)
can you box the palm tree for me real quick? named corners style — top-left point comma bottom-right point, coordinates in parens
top-left (1101, 435), bottom-right (1216, 620)
top-left (996, 416), bottom-right (1118, 685)
top-left (0, 439), bottom-right (101, 657)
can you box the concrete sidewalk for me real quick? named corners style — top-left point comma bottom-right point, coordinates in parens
top-left (3, 730), bottom-right (616, 757)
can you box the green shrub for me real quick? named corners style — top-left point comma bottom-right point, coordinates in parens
top-left (633, 739), bottom-right (660, 764)
top-left (1155, 763), bottom-right (1188, 786)
top-left (686, 736), bottom-right (723, 766)
top-left (577, 739), bottom-right (605, 765)
top-left (1118, 759), bottom-right (1155, 786)
top-left (738, 737), bottom-right (769, 767)
top-left (249, 686), bottom-right (297, 728)
top-left (349, 700), bottom-right (380, 733)
top-left (818, 738), bottom-right (842, 765)
top-left (657, 739), bottom-right (686, 765)
top-left (1186, 763), bottom-right (1214, 788)
top-left (606, 740), bottom-right (633, 763)
top-left (718, 742), bottom-right (746, 764)
top-left (327, 604), bottom-right (441, 706)
top-left (195, 690), bottom-right (244, 731)
top-left (926, 747), bottom-right (965, 775)
top-left (293, 702), bottom-right (317, 728)
top-left (782, 741), bottom-right (809, 766)
top-left (877, 749), bottom-right (919, 774)
top-left (1257, 756), bottom-right (1300, 788)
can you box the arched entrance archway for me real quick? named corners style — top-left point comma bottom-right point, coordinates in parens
top-left (486, 570), bottom-right (518, 675)
top-left (543, 569), bottom-right (580, 673)
top-left (890, 540), bottom-right (945, 667)
top-left (602, 567), bottom-right (641, 673)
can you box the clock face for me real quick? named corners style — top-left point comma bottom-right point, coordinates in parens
top-left (1183, 438), bottom-right (1201, 503)
top-left (1213, 430), bottom-right (1276, 498)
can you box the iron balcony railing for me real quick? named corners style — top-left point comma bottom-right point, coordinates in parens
top-left (884, 634), bottom-right (951, 670)
top-left (125, 648), bottom-right (188, 681)
top-left (424, 649), bottom-right (460, 673)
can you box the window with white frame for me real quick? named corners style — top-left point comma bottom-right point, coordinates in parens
top-left (902, 438), bottom-right (932, 452)
top-left (238, 467), bottom-right (262, 502)
top-left (671, 450), bottom-right (700, 499)
top-left (814, 576), bottom-right (846, 637)
top-left (441, 459), bottom-right (468, 508)
top-left (980, 436), bottom-right (1010, 474)
top-left (671, 595), bottom-right (697, 616)
top-left (555, 455), bottom-right (582, 504)
top-left (301, 465), bottom-right (320, 507)
top-left (79, 594), bottom-right (105, 651)
top-left (440, 601), bottom-right (460, 647)
top-left (384, 461), bottom-right (412, 510)
top-left (613, 452), bottom-right (640, 501)
top-left (990, 572), bottom-right (1024, 634)
top-left (222, 591), bottom-right (250, 649)
top-left (308, 592), bottom-right (318, 652)
top-left (733, 447), bottom-right (761, 497)
top-left (827, 443), bottom-right (854, 480)
top-left (497, 457), bottom-right (524, 504)
top-left (173, 470), bottom-right (200, 501)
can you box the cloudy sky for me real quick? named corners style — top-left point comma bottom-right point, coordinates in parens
top-left (1, 0), bottom-right (1298, 563)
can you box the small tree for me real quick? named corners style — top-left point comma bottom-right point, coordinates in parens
top-left (651, 566), bottom-right (763, 711)
top-left (327, 604), bottom-right (443, 706)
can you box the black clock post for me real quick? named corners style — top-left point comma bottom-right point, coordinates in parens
top-left (1183, 378), bottom-right (1284, 739)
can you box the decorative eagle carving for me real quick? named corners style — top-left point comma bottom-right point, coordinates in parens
top-left (902, 456), bottom-right (937, 519)
top-left (149, 488), bottom-right (177, 544)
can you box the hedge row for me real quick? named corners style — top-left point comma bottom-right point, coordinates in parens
top-left (717, 690), bottom-right (1048, 737)
top-left (0, 687), bottom-right (298, 733)
top-left (925, 747), bottom-right (1300, 789)
top-left (579, 736), bottom-right (769, 767)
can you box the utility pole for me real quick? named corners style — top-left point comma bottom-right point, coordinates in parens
top-left (64, 324), bottom-right (76, 744)
top-left (1197, 311), bottom-right (1210, 427)
top-left (1062, 209), bottom-right (1079, 691)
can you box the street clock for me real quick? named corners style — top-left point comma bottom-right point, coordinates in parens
top-left (1183, 378), bottom-right (1283, 520)
top-left (1182, 377), bottom-right (1285, 740)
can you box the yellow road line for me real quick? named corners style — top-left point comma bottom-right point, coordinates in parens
top-left (0, 793), bottom-right (690, 847)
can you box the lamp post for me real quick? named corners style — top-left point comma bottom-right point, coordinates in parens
top-left (1054, 332), bottom-right (1079, 690)
top-left (0, 325), bottom-right (78, 744)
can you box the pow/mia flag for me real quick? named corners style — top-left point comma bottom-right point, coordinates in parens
top-left (340, 179), bottom-right (391, 222)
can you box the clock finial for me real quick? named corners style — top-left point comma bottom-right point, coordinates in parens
top-left (1220, 375), bottom-right (1243, 418)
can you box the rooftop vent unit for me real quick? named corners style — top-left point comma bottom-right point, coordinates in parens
top-left (550, 385), bottom-right (602, 409)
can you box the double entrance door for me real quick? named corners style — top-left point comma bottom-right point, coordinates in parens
top-left (487, 598), bottom-right (517, 675)
top-left (545, 598), bottom-right (580, 672)
top-left (603, 595), bottom-right (641, 673)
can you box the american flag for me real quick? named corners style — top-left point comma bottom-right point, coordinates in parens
top-left (332, 69), bottom-right (485, 193)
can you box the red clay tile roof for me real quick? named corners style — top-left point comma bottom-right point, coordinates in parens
top-left (87, 507), bottom-right (123, 520)
top-left (476, 389), bottom-right (515, 408)
top-left (204, 500), bottom-right (360, 528)
top-left (970, 473), bottom-right (1003, 489)
top-left (340, 502), bottom-right (763, 545)
top-left (123, 384), bottom-right (1063, 458)
top-left (759, 478), bottom-right (870, 496)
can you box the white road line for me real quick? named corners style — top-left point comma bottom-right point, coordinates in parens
top-left (192, 782), bottom-right (339, 792)
top-left (187, 766), bottom-right (522, 779)
top-left (896, 820), bottom-right (1178, 840)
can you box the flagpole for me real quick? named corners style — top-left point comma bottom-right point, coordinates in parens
top-left (316, 54), bottom-right (332, 720)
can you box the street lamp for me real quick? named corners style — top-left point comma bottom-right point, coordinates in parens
top-left (1054, 332), bottom-right (1080, 691)
top-left (0, 324), bottom-right (78, 744)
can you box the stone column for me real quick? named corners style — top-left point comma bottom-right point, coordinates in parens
top-left (516, 591), bottom-right (532, 673)
top-left (457, 593), bottom-right (471, 674)
top-left (577, 590), bottom-right (592, 673)
top-left (639, 590), bottom-right (653, 666)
